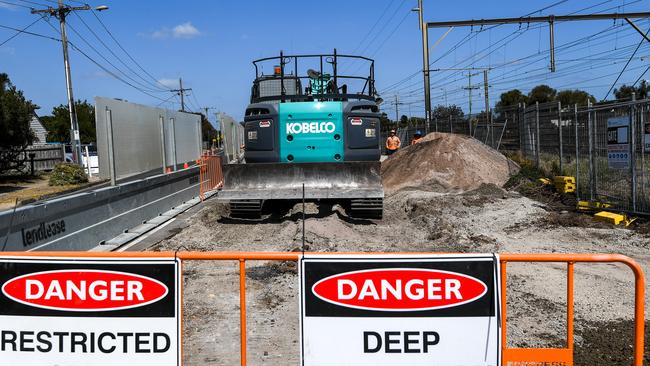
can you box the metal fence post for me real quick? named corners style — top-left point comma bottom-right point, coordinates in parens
top-left (630, 94), bottom-right (637, 212)
top-left (558, 101), bottom-right (563, 175)
top-left (536, 102), bottom-right (541, 168)
top-left (574, 104), bottom-right (580, 200)
top-left (105, 108), bottom-right (116, 186)
top-left (449, 115), bottom-right (453, 133)
top-left (640, 104), bottom-right (646, 211)
top-left (587, 100), bottom-right (595, 200)
top-left (159, 115), bottom-right (166, 174)
top-left (170, 117), bottom-right (177, 171)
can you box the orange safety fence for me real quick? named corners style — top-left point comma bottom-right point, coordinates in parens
top-left (1, 251), bottom-right (644, 366)
top-left (199, 153), bottom-right (223, 200)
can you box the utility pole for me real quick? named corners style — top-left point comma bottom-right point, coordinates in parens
top-left (31, 2), bottom-right (109, 165)
top-left (394, 94), bottom-right (399, 123)
top-left (171, 78), bottom-right (192, 112)
top-left (413, 0), bottom-right (431, 129)
top-left (483, 69), bottom-right (493, 146)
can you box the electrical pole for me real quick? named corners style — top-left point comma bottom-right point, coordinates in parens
top-left (171, 78), bottom-right (192, 112)
top-left (31, 2), bottom-right (108, 165)
top-left (395, 94), bottom-right (399, 123)
top-left (413, 0), bottom-right (431, 129)
top-left (483, 69), bottom-right (493, 146)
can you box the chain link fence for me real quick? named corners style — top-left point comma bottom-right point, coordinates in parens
top-left (382, 98), bottom-right (650, 215)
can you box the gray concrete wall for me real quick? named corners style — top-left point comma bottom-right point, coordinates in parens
top-left (0, 167), bottom-right (199, 252)
top-left (95, 97), bottom-right (201, 181)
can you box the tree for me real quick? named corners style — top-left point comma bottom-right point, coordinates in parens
top-left (614, 81), bottom-right (649, 100)
top-left (556, 89), bottom-right (596, 106)
top-left (0, 73), bottom-right (36, 174)
top-left (399, 114), bottom-right (408, 126)
top-left (528, 84), bottom-right (557, 104)
top-left (41, 100), bottom-right (96, 144)
top-left (496, 89), bottom-right (528, 109)
top-left (432, 104), bottom-right (464, 121)
top-left (200, 114), bottom-right (218, 144)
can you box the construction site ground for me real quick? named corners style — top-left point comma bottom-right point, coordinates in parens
top-left (151, 134), bottom-right (649, 365)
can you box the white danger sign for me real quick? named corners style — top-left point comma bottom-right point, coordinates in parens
top-left (300, 254), bottom-right (501, 366)
top-left (0, 257), bottom-right (181, 366)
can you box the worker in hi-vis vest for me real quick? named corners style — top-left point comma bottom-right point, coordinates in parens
top-left (385, 130), bottom-right (401, 155)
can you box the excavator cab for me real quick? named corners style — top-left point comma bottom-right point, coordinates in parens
top-left (219, 50), bottom-right (384, 219)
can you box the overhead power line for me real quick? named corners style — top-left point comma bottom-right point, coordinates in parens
top-left (0, 16), bottom-right (43, 46)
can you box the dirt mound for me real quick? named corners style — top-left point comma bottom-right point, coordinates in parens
top-left (381, 132), bottom-right (518, 194)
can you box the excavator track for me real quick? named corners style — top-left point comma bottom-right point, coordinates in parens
top-left (229, 200), bottom-right (263, 219)
top-left (349, 198), bottom-right (383, 220)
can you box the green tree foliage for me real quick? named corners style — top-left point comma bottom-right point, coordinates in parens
top-left (40, 100), bottom-right (96, 144)
top-left (0, 73), bottom-right (36, 174)
top-left (200, 113), bottom-right (218, 144)
top-left (496, 89), bottom-right (528, 110)
top-left (432, 104), bottom-right (464, 121)
top-left (49, 163), bottom-right (88, 186)
top-left (556, 90), bottom-right (596, 106)
top-left (399, 114), bottom-right (409, 127)
top-left (614, 81), bottom-right (649, 100)
top-left (527, 84), bottom-right (557, 104)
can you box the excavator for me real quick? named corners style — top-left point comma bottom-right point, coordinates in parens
top-left (218, 51), bottom-right (384, 219)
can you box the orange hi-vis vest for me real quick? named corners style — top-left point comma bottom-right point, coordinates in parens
top-left (386, 136), bottom-right (401, 150)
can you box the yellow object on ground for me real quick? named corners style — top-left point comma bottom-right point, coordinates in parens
top-left (594, 211), bottom-right (625, 225)
top-left (553, 176), bottom-right (576, 193)
top-left (538, 178), bottom-right (552, 185)
top-left (593, 211), bottom-right (635, 226)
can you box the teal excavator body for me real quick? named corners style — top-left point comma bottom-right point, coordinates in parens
top-left (218, 51), bottom-right (384, 219)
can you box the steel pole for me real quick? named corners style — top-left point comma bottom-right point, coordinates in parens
top-left (418, 0), bottom-right (431, 127)
top-left (587, 101), bottom-right (595, 200)
top-left (535, 102), bottom-right (541, 168)
top-left (630, 94), bottom-right (637, 211)
top-left (558, 101), bottom-right (563, 174)
top-left (484, 70), bottom-right (492, 147)
top-left (57, 2), bottom-right (82, 166)
top-left (574, 104), bottom-right (580, 199)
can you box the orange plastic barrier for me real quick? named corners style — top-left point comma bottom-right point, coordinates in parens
top-left (2, 252), bottom-right (644, 366)
top-left (199, 153), bottom-right (223, 200)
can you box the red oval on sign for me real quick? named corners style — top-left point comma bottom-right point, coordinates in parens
top-left (1, 270), bottom-right (168, 312)
top-left (312, 268), bottom-right (487, 311)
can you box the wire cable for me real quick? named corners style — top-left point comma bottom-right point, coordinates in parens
top-left (73, 12), bottom-right (169, 92)
top-left (0, 15), bottom-right (43, 47)
top-left (603, 25), bottom-right (649, 99)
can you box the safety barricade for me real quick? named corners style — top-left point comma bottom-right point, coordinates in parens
top-left (0, 252), bottom-right (644, 366)
top-left (199, 153), bottom-right (223, 200)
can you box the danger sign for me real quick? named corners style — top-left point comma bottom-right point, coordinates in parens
top-left (300, 254), bottom-right (501, 366)
top-left (0, 257), bottom-right (180, 365)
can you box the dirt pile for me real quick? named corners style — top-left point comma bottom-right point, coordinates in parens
top-left (381, 132), bottom-right (519, 194)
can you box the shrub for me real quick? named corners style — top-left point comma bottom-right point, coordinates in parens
top-left (49, 163), bottom-right (88, 186)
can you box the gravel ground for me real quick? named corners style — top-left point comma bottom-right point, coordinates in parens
top-left (153, 184), bottom-right (649, 365)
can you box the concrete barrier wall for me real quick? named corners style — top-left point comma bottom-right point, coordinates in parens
top-left (0, 167), bottom-right (200, 252)
top-left (95, 97), bottom-right (202, 181)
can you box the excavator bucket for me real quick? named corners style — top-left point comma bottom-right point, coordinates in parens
top-left (218, 162), bottom-right (383, 218)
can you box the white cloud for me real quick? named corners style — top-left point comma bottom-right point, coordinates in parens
top-left (144, 22), bottom-right (201, 40)
top-left (157, 78), bottom-right (179, 88)
top-left (172, 22), bottom-right (201, 39)
top-left (0, 3), bottom-right (16, 10)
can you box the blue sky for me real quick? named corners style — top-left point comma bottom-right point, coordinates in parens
top-left (1, 0), bottom-right (649, 124)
